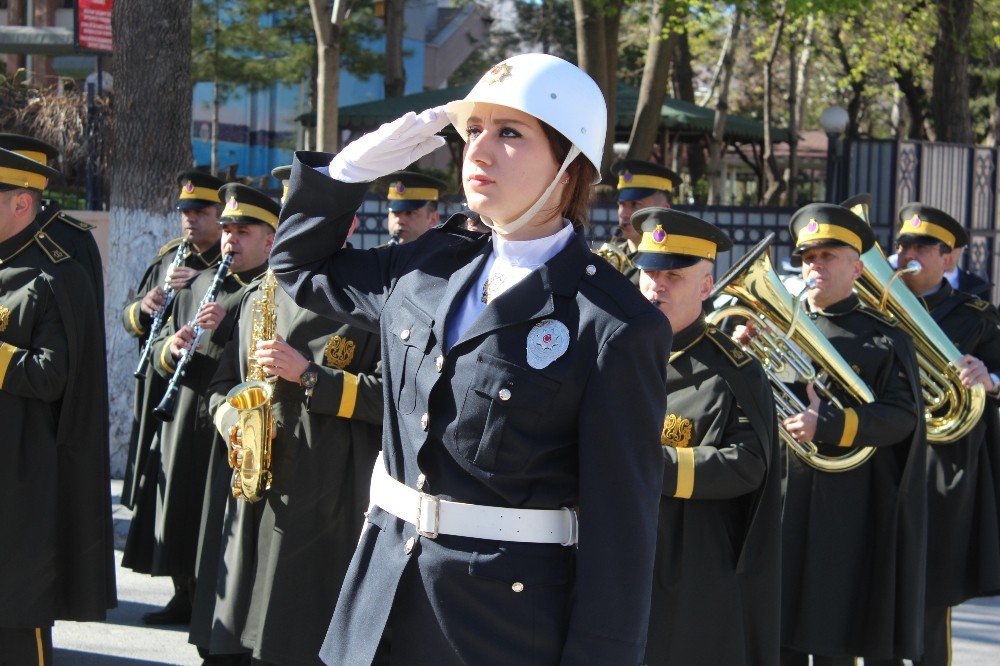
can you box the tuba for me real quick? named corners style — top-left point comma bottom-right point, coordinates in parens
top-left (227, 270), bottom-right (278, 502)
top-left (846, 198), bottom-right (985, 443)
top-left (705, 234), bottom-right (878, 472)
top-left (593, 241), bottom-right (635, 273)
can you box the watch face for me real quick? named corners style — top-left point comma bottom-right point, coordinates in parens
top-left (301, 370), bottom-right (318, 389)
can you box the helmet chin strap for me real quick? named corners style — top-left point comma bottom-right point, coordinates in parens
top-left (478, 145), bottom-right (581, 236)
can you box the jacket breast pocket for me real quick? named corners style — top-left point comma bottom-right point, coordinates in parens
top-left (458, 353), bottom-right (560, 472)
top-left (388, 297), bottom-right (434, 416)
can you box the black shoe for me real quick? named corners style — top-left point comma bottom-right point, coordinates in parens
top-left (141, 592), bottom-right (192, 625)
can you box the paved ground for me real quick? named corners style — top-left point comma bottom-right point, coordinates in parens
top-left (50, 481), bottom-right (1000, 664)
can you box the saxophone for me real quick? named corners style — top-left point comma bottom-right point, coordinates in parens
top-left (227, 270), bottom-right (278, 502)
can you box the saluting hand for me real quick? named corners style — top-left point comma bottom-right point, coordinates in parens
top-left (957, 354), bottom-right (996, 391)
top-left (784, 382), bottom-right (820, 443)
top-left (196, 302), bottom-right (227, 331)
top-left (255, 334), bottom-right (310, 383)
top-left (166, 265), bottom-right (200, 290)
top-left (169, 325), bottom-right (198, 359)
top-left (140, 286), bottom-right (167, 315)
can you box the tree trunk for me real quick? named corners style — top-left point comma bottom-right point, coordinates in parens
top-left (793, 15), bottom-right (814, 143)
top-left (784, 38), bottom-right (798, 207)
top-left (309, 0), bottom-right (346, 152)
top-left (931, 0), bottom-right (974, 143)
top-left (673, 29), bottom-right (705, 196)
top-left (627, 0), bottom-right (680, 162)
top-left (572, 0), bottom-right (620, 178)
top-left (761, 2), bottom-right (787, 205)
top-left (210, 0), bottom-right (220, 173)
top-left (707, 10), bottom-right (740, 205)
top-left (384, 0), bottom-right (406, 98)
top-left (830, 25), bottom-right (864, 138)
top-left (108, 0), bottom-right (193, 473)
top-left (894, 67), bottom-right (929, 140)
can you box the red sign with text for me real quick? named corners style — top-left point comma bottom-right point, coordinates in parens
top-left (76, 0), bottom-right (114, 54)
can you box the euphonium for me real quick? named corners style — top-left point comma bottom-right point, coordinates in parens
top-left (228, 269), bottom-right (278, 502)
top-left (845, 198), bottom-right (985, 444)
top-left (705, 234), bottom-right (878, 472)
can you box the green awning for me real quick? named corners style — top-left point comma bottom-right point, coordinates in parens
top-left (338, 82), bottom-right (790, 144)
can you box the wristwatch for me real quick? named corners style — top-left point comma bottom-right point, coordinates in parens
top-left (299, 363), bottom-right (319, 398)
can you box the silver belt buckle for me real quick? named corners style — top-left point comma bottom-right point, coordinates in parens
top-left (415, 491), bottom-right (440, 539)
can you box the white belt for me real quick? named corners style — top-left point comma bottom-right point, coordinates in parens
top-left (368, 455), bottom-right (578, 546)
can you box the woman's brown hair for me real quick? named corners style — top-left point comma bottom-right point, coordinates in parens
top-left (540, 121), bottom-right (597, 228)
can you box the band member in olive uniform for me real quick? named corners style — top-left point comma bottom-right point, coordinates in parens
top-left (632, 209), bottom-right (781, 665)
top-left (272, 53), bottom-right (670, 665)
top-left (0, 149), bottom-right (114, 660)
top-left (609, 159), bottom-right (679, 286)
top-left (383, 170), bottom-right (446, 244)
top-left (0, 134), bottom-right (105, 309)
top-left (192, 229), bottom-right (383, 664)
top-left (893, 204), bottom-right (1000, 666)
top-left (133, 184), bottom-right (273, 627)
top-left (779, 204), bottom-right (927, 665)
top-left (121, 171), bottom-right (226, 625)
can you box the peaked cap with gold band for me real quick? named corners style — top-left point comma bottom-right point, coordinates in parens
top-left (218, 182), bottom-right (280, 229)
top-left (0, 146), bottom-right (62, 193)
top-left (0, 134), bottom-right (59, 167)
top-left (789, 202), bottom-right (875, 256)
top-left (631, 207), bottom-right (732, 271)
top-left (177, 170), bottom-right (226, 211)
top-left (271, 164), bottom-right (291, 205)
top-left (611, 159), bottom-right (679, 202)
top-left (896, 202), bottom-right (968, 250)
top-left (385, 171), bottom-right (447, 212)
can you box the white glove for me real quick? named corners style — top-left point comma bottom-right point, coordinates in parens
top-left (329, 105), bottom-right (450, 183)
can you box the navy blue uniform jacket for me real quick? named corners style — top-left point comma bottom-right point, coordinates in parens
top-left (269, 152), bottom-right (672, 665)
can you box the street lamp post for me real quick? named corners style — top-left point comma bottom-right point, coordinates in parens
top-left (819, 105), bottom-right (849, 203)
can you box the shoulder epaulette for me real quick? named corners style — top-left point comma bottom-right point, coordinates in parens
top-left (33, 230), bottom-right (71, 264)
top-left (705, 325), bottom-right (752, 368)
top-left (56, 212), bottom-right (96, 231)
top-left (857, 305), bottom-right (897, 327)
top-left (963, 298), bottom-right (990, 312)
top-left (158, 237), bottom-right (185, 257)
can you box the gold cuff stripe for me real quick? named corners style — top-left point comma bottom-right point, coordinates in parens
top-left (222, 202), bottom-right (279, 229)
top-left (128, 302), bottom-right (146, 336)
top-left (797, 221), bottom-right (862, 253)
top-left (159, 341), bottom-right (176, 375)
top-left (839, 407), bottom-right (859, 447)
top-left (637, 232), bottom-right (717, 260)
top-left (0, 167), bottom-right (47, 191)
top-left (179, 185), bottom-right (222, 203)
top-left (337, 372), bottom-right (359, 418)
top-left (675, 447), bottom-right (695, 499)
top-left (35, 627), bottom-right (44, 666)
top-left (14, 149), bottom-right (48, 165)
top-left (617, 174), bottom-right (673, 192)
top-left (899, 218), bottom-right (957, 248)
top-left (214, 402), bottom-right (238, 437)
top-left (387, 185), bottom-right (438, 201)
top-left (0, 342), bottom-right (19, 388)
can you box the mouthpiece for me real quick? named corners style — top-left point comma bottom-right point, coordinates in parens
top-left (903, 260), bottom-right (922, 275)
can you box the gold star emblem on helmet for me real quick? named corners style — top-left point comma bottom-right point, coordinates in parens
top-left (487, 62), bottom-right (513, 85)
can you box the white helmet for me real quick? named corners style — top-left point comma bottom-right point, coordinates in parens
top-left (445, 53), bottom-right (607, 180)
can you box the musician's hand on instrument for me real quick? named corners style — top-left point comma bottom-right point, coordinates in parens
top-left (254, 334), bottom-right (309, 383)
top-left (958, 354), bottom-right (994, 390)
top-left (140, 286), bottom-right (167, 315)
top-left (169, 326), bottom-right (197, 358)
top-left (732, 322), bottom-right (759, 345)
top-left (167, 265), bottom-right (199, 290)
top-left (328, 106), bottom-right (449, 183)
top-left (783, 383), bottom-right (820, 442)
top-left (196, 302), bottom-right (227, 330)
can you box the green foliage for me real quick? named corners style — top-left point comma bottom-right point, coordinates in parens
top-left (191, 0), bottom-right (383, 92)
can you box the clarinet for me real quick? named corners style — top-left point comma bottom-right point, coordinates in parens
top-left (153, 253), bottom-right (234, 423)
top-left (388, 231), bottom-right (401, 245)
top-left (134, 238), bottom-right (191, 379)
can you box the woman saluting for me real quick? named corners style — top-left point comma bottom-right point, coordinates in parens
top-left (270, 54), bottom-right (671, 665)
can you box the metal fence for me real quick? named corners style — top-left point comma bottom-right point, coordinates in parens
top-left (831, 138), bottom-right (1000, 302)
